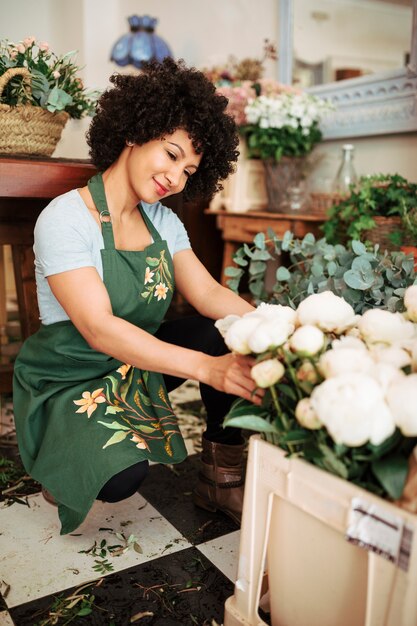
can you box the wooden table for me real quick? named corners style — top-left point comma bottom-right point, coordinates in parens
top-left (0, 156), bottom-right (96, 392)
top-left (208, 209), bottom-right (325, 285)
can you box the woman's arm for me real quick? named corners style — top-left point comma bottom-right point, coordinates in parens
top-left (47, 267), bottom-right (262, 404)
top-left (173, 248), bottom-right (254, 319)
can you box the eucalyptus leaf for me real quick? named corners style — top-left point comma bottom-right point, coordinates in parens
top-left (254, 232), bottom-right (266, 250)
top-left (46, 86), bottom-right (73, 111)
top-left (276, 266), bottom-right (290, 281)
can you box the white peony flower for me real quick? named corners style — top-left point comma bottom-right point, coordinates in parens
top-left (331, 336), bottom-right (367, 351)
top-left (412, 341), bottom-right (417, 373)
top-left (404, 285), bottom-right (417, 322)
top-left (247, 318), bottom-right (294, 354)
top-left (358, 309), bottom-right (415, 346)
top-left (370, 345), bottom-right (411, 369)
top-left (252, 303), bottom-right (297, 325)
top-left (214, 315), bottom-right (241, 339)
top-left (295, 398), bottom-right (322, 430)
top-left (251, 359), bottom-right (285, 388)
top-left (387, 374), bottom-right (417, 436)
top-left (290, 325), bottom-right (324, 356)
top-left (224, 316), bottom-right (261, 355)
top-left (296, 291), bottom-right (357, 334)
top-left (319, 347), bottom-right (374, 379)
top-left (311, 373), bottom-right (395, 446)
top-left (371, 362), bottom-right (405, 392)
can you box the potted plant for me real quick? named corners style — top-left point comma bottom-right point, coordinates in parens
top-left (0, 37), bottom-right (98, 157)
top-left (219, 284), bottom-right (417, 626)
top-left (205, 47), bottom-right (334, 213)
top-left (322, 173), bottom-right (417, 254)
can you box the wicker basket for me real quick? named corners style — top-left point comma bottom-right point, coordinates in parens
top-left (364, 215), bottom-right (416, 251)
top-left (0, 67), bottom-right (69, 157)
top-left (309, 192), bottom-right (344, 215)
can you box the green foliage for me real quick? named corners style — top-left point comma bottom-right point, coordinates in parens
top-left (322, 173), bottom-right (417, 246)
top-left (226, 230), bottom-right (417, 314)
top-left (241, 121), bottom-right (323, 161)
top-left (0, 38), bottom-right (99, 118)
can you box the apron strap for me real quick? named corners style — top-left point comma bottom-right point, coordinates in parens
top-left (139, 204), bottom-right (162, 243)
top-left (87, 173), bottom-right (115, 250)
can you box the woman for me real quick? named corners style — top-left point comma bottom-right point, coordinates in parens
top-left (13, 58), bottom-right (261, 535)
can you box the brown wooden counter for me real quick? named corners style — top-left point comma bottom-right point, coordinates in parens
top-left (0, 156), bottom-right (96, 392)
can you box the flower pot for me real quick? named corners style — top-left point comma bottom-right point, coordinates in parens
top-left (224, 435), bottom-right (417, 626)
top-left (0, 67), bottom-right (69, 157)
top-left (263, 157), bottom-right (304, 213)
top-left (401, 246), bottom-right (417, 269)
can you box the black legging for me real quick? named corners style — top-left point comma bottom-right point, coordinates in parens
top-left (97, 315), bottom-right (240, 502)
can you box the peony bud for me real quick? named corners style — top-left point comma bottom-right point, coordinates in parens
top-left (289, 325), bottom-right (324, 356)
top-left (296, 361), bottom-right (319, 384)
top-left (251, 359), bottom-right (284, 388)
top-left (295, 398), bottom-right (322, 430)
top-left (38, 41), bottom-right (49, 52)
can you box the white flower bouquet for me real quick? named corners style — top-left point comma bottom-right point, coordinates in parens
top-left (242, 91), bottom-right (334, 162)
top-left (216, 285), bottom-right (417, 505)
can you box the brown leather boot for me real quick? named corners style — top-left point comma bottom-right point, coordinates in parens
top-left (193, 436), bottom-right (245, 525)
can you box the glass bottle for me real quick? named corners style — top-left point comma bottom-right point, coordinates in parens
top-left (333, 144), bottom-right (358, 195)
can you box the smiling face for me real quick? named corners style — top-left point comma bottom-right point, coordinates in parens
top-left (124, 129), bottom-right (202, 204)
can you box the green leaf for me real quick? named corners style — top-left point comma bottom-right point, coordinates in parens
top-left (46, 86), bottom-right (73, 111)
top-left (102, 430), bottom-right (128, 449)
top-left (137, 425), bottom-right (156, 433)
top-left (371, 454), bottom-right (409, 500)
top-left (105, 406), bottom-right (124, 415)
top-left (344, 269), bottom-right (374, 290)
top-left (252, 249), bottom-right (272, 261)
top-left (146, 257), bottom-right (159, 267)
top-left (223, 414), bottom-right (279, 433)
top-left (280, 429), bottom-right (311, 445)
top-left (77, 607), bottom-right (93, 616)
top-left (276, 266), bottom-right (291, 281)
top-left (318, 444), bottom-right (349, 479)
top-left (254, 232), bottom-right (266, 249)
top-left (224, 266), bottom-right (244, 277)
top-left (249, 261), bottom-right (267, 275)
top-left (98, 420), bottom-right (130, 430)
top-left (140, 291), bottom-right (150, 298)
top-left (352, 240), bottom-right (367, 255)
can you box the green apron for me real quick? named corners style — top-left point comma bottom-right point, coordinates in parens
top-left (13, 173), bottom-right (187, 535)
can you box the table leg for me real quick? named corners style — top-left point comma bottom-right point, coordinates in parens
top-left (221, 241), bottom-right (238, 287)
top-left (12, 245), bottom-right (39, 340)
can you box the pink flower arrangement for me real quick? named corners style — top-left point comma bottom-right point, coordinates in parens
top-left (217, 78), bottom-right (302, 127)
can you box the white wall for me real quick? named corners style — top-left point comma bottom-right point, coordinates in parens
top-left (294, 0), bottom-right (411, 73)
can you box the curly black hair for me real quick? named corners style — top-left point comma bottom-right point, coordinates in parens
top-left (86, 58), bottom-right (239, 201)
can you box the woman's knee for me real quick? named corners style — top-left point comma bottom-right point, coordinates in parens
top-left (97, 460), bottom-right (149, 503)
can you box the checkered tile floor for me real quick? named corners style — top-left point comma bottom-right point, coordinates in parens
top-left (0, 382), bottom-right (243, 626)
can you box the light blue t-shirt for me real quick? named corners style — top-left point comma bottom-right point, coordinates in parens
top-left (34, 189), bottom-right (191, 325)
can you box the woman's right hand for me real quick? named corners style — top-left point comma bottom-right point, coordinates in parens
top-left (200, 353), bottom-right (264, 405)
